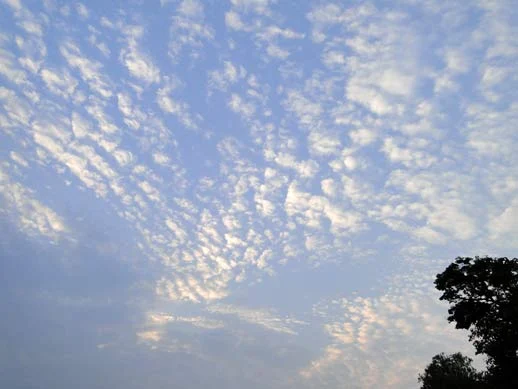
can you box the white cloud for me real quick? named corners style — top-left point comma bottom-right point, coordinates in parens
top-left (346, 83), bottom-right (393, 116)
top-left (71, 112), bottom-right (90, 138)
top-left (225, 11), bottom-right (246, 30)
top-left (228, 93), bottom-right (256, 118)
top-left (76, 3), bottom-right (89, 19)
top-left (321, 178), bottom-right (338, 198)
top-left (1, 2), bottom-right (517, 387)
top-left (157, 77), bottom-right (197, 128)
top-left (444, 48), bottom-right (470, 73)
top-left (147, 312), bottom-right (225, 330)
top-left (378, 69), bottom-right (415, 97)
top-left (283, 90), bottom-right (322, 128)
top-left (169, 0), bottom-right (214, 61)
top-left (259, 25), bottom-right (304, 40)
top-left (156, 276), bottom-right (229, 303)
top-left (0, 48), bottom-right (28, 85)
top-left (153, 152), bottom-right (170, 166)
top-left (302, 270), bottom-right (478, 388)
top-left (381, 138), bottom-right (437, 168)
top-left (464, 102), bottom-right (517, 159)
top-left (112, 149), bottom-right (133, 167)
top-left (207, 304), bottom-right (306, 335)
top-left (230, 0), bottom-right (272, 15)
top-left (306, 3), bottom-right (345, 28)
top-left (137, 330), bottom-right (162, 342)
top-left (208, 61), bottom-right (246, 92)
top-left (10, 151), bottom-right (29, 167)
top-left (285, 182), bottom-right (363, 234)
top-left (120, 44), bottom-right (160, 84)
top-left (0, 86), bottom-right (32, 126)
top-left (40, 67), bottom-right (78, 98)
top-left (85, 101), bottom-right (119, 135)
top-left (117, 92), bottom-right (147, 129)
top-left (386, 170), bottom-right (479, 242)
top-left (60, 41), bottom-right (112, 98)
top-left (307, 132), bottom-right (341, 156)
top-left (273, 153), bottom-right (319, 178)
top-left (343, 155), bottom-right (357, 171)
top-left (2, 0), bottom-right (22, 11)
top-left (0, 168), bottom-right (68, 241)
top-left (489, 197), bottom-right (518, 247)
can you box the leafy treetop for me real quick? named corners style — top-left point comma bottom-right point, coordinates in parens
top-left (435, 256), bottom-right (518, 386)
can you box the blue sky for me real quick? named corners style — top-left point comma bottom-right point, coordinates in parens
top-left (1, 0), bottom-right (517, 387)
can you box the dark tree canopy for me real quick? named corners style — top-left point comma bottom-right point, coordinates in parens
top-left (434, 256), bottom-right (518, 387)
top-left (418, 352), bottom-right (485, 389)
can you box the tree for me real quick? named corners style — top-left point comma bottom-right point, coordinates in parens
top-left (418, 352), bottom-right (486, 389)
top-left (434, 256), bottom-right (518, 387)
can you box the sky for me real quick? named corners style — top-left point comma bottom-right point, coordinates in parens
top-left (0, 0), bottom-right (517, 388)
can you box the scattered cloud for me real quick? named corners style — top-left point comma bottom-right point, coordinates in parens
top-left (168, 0), bottom-right (214, 62)
top-left (1, 1), bottom-right (517, 388)
top-left (0, 166), bottom-right (68, 242)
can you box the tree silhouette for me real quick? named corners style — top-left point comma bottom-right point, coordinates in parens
top-left (418, 352), bottom-right (485, 389)
top-left (419, 256), bottom-right (518, 388)
top-left (435, 256), bottom-right (518, 387)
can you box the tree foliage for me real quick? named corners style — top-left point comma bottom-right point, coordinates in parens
top-left (432, 256), bottom-right (518, 387)
top-left (418, 352), bottom-right (485, 389)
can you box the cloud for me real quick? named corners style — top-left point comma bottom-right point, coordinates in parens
top-left (10, 151), bottom-right (29, 167)
top-left (464, 102), bottom-right (517, 159)
top-left (489, 197), bottom-right (518, 246)
top-left (112, 149), bottom-right (133, 167)
top-left (307, 132), bottom-right (341, 156)
top-left (117, 92), bottom-right (147, 130)
top-left (230, 0), bottom-right (273, 15)
top-left (137, 330), bottom-right (162, 342)
top-left (0, 47), bottom-right (28, 85)
top-left (225, 0), bottom-right (303, 60)
top-left (208, 61), bottom-right (244, 91)
top-left (301, 267), bottom-right (479, 388)
top-left (285, 182), bottom-right (363, 234)
top-left (273, 153), bottom-right (319, 178)
top-left (84, 100), bottom-right (119, 135)
top-left (225, 11), bottom-right (246, 31)
top-left (381, 137), bottom-right (437, 168)
top-left (283, 90), bottom-right (322, 129)
top-left (153, 152), bottom-right (170, 166)
top-left (207, 304), bottom-right (306, 335)
top-left (0, 86), bottom-right (32, 126)
top-left (147, 312), bottom-right (225, 330)
top-left (228, 93), bottom-right (256, 118)
top-left (168, 0), bottom-right (214, 61)
top-left (60, 41), bottom-right (112, 98)
top-left (0, 167), bottom-right (68, 242)
top-left (40, 67), bottom-right (78, 98)
top-left (157, 77), bottom-right (198, 128)
top-left (2, 0), bottom-right (22, 11)
top-left (119, 27), bottom-right (161, 84)
top-left (385, 170), bottom-right (479, 242)
top-left (1, 2), bottom-right (518, 387)
top-left (76, 3), bottom-right (89, 19)
top-left (156, 276), bottom-right (230, 303)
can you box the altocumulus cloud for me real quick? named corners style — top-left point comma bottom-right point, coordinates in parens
top-left (0, 0), bottom-right (517, 388)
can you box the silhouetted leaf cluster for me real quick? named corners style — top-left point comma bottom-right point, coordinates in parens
top-left (419, 256), bottom-right (518, 388)
top-left (418, 352), bottom-right (485, 389)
